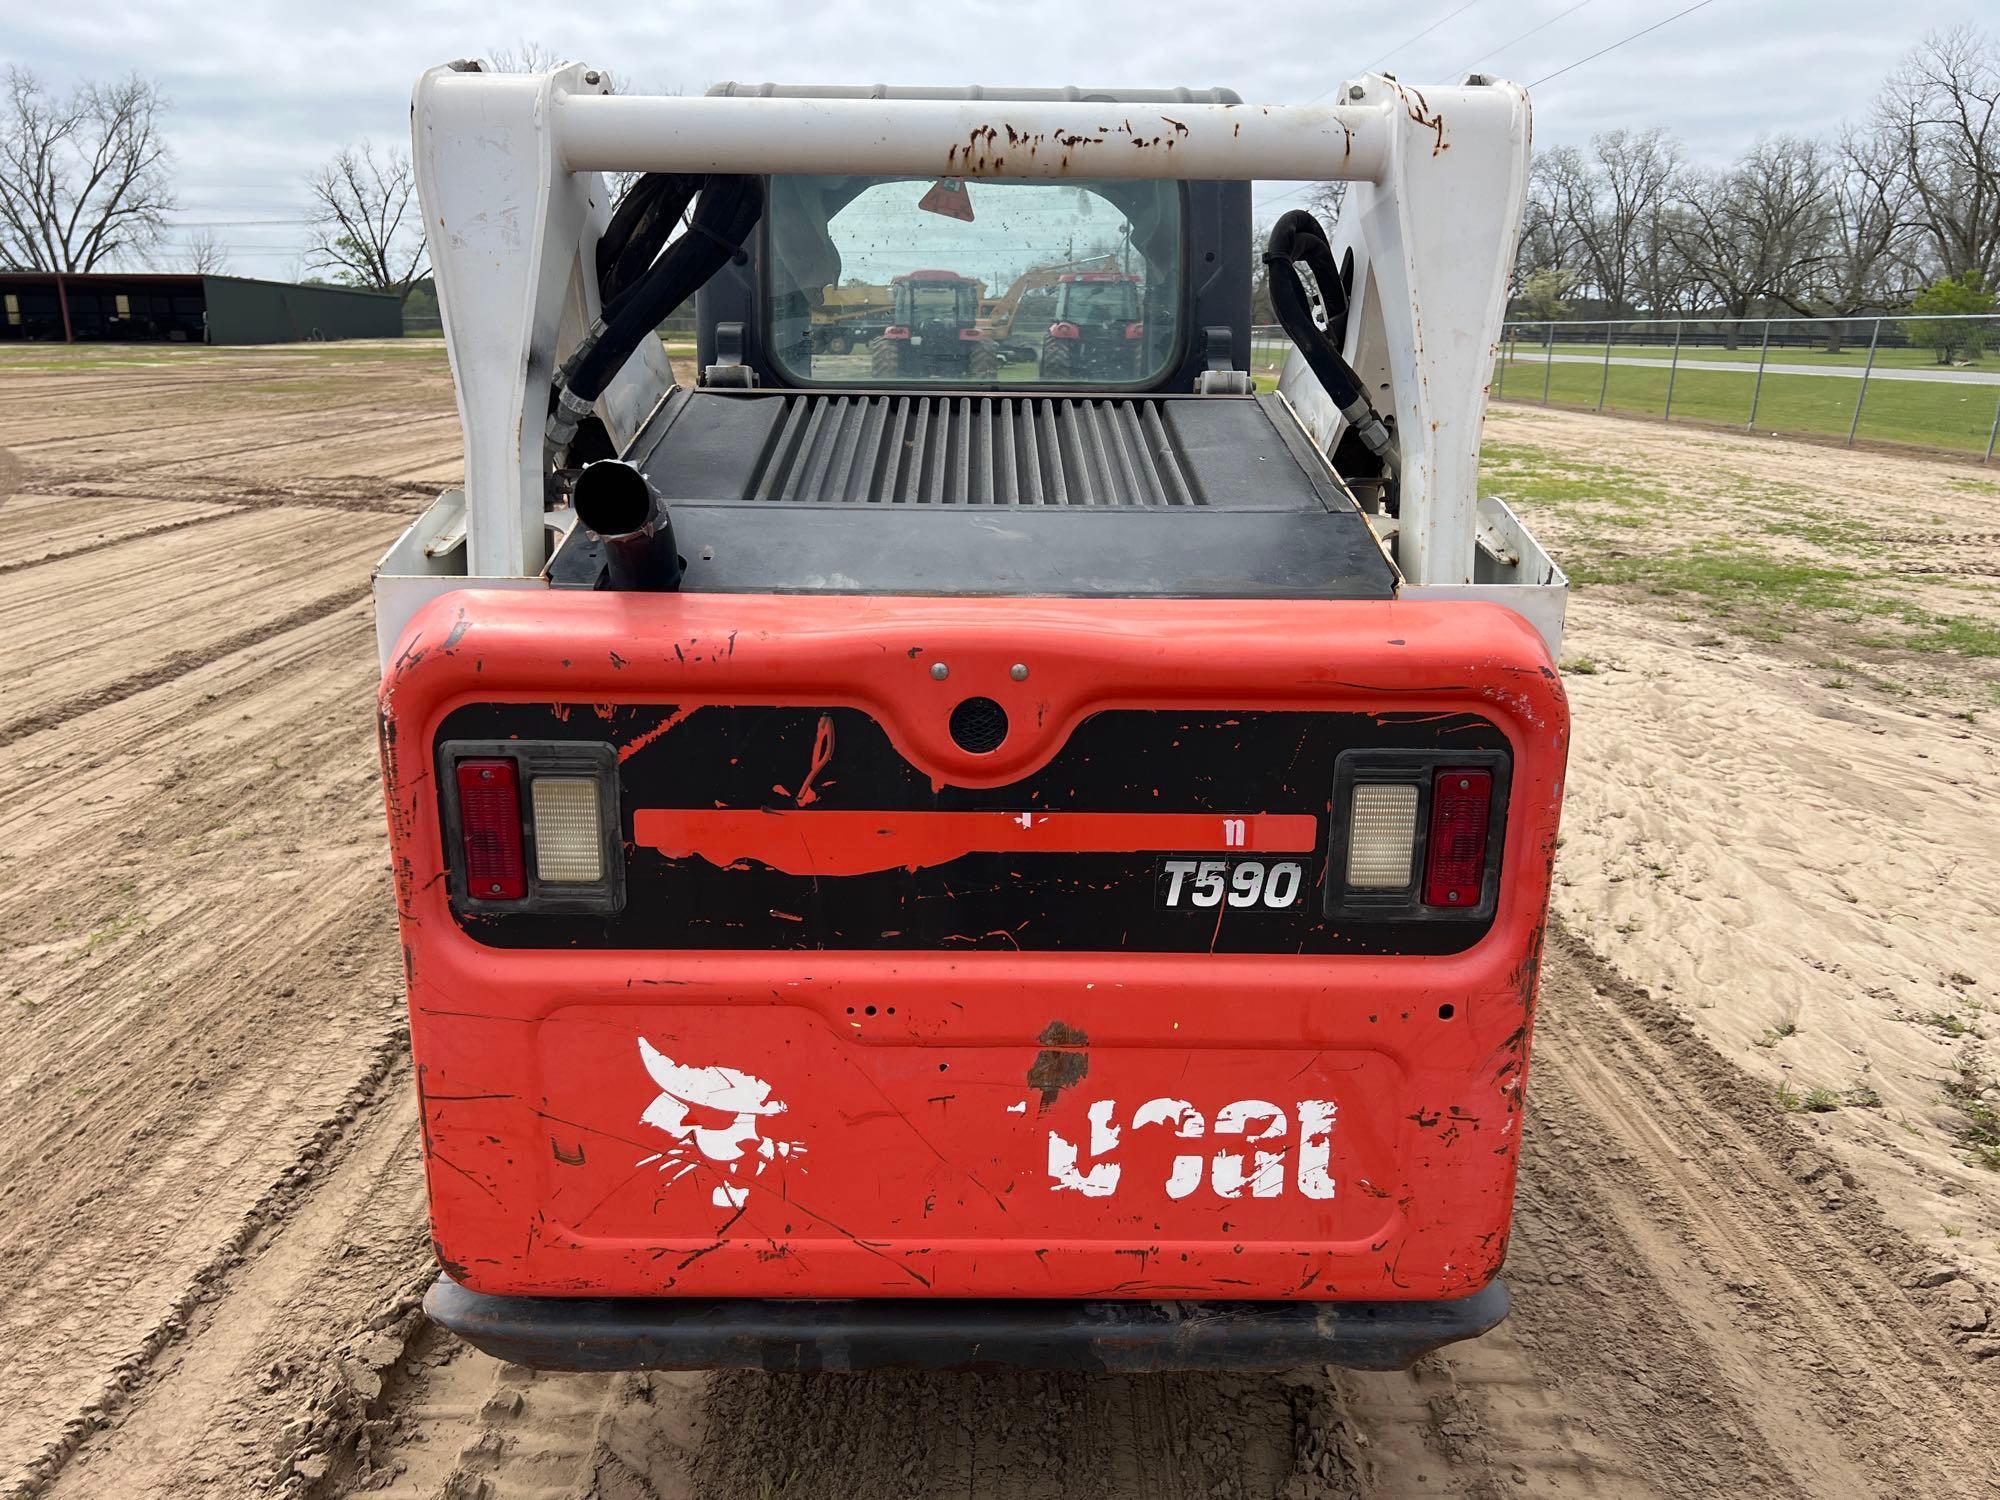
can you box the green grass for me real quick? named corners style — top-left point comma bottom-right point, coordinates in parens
top-left (1479, 440), bottom-right (2000, 672)
top-left (1493, 353), bottom-right (2000, 455)
top-left (1945, 1048), bottom-right (2000, 1171)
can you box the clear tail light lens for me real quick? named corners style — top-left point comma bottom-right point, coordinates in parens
top-left (455, 758), bottom-right (527, 900)
top-left (1345, 782), bottom-right (1420, 888)
top-left (530, 776), bottom-right (605, 883)
top-left (1424, 768), bottom-right (1493, 907)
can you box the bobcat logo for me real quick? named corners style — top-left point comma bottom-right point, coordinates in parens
top-left (634, 1038), bottom-right (805, 1208)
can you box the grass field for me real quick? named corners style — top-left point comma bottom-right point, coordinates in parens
top-left (1495, 351), bottom-right (2000, 455)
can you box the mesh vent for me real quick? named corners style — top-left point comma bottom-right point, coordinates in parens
top-left (949, 697), bottom-right (1009, 754)
top-left (745, 395), bottom-right (1202, 507)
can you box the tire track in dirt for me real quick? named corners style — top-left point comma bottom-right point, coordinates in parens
top-left (336, 926), bottom-right (1997, 1500)
top-left (30, 476), bottom-right (433, 514)
top-left (0, 592), bottom-right (417, 1495)
top-left (8, 1022), bottom-right (413, 1500)
top-left (1511, 931), bottom-right (1998, 1498)
top-left (0, 505), bottom-right (248, 576)
top-left (0, 580), bottom-right (369, 747)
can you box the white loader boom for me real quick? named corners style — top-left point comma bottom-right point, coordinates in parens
top-left (376, 64), bottom-right (1564, 661)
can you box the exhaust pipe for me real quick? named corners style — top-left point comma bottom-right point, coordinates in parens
top-left (571, 459), bottom-right (682, 592)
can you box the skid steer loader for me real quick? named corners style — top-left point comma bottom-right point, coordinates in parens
top-left (375, 65), bottom-right (1568, 1373)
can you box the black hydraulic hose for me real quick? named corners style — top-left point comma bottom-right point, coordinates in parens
top-left (548, 173), bottom-right (764, 455)
top-left (1262, 211), bottom-right (1399, 478)
top-left (596, 172), bottom-right (700, 314)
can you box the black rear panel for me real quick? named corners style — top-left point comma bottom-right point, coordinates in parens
top-left (436, 703), bottom-right (1508, 955)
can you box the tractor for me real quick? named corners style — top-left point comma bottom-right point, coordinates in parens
top-left (870, 269), bottom-right (996, 381)
top-left (378, 67), bottom-right (1567, 1374)
top-left (1039, 271), bottom-right (1145, 381)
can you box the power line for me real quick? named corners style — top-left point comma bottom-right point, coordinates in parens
top-left (1453, 0), bottom-right (1598, 75)
top-left (1369, 0), bottom-right (1488, 71)
top-left (1264, 0), bottom-right (1716, 213)
top-left (1529, 0), bottom-right (1719, 88)
top-left (1301, 0), bottom-right (1488, 105)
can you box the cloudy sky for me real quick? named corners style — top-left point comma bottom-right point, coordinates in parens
top-left (4, 0), bottom-right (1992, 276)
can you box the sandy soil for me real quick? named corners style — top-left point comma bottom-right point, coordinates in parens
top-left (0, 349), bottom-right (1994, 1499)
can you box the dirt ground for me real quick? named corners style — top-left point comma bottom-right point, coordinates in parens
top-left (1, 346), bottom-right (1996, 1499)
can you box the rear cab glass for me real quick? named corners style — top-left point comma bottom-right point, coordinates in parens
top-left (765, 175), bottom-right (1184, 387)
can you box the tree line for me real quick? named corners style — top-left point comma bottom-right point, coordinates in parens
top-left (8, 29), bottom-right (1994, 338)
top-left (1512, 25), bottom-right (1998, 343)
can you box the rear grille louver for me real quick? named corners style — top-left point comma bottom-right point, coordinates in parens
top-left (745, 395), bottom-right (1203, 507)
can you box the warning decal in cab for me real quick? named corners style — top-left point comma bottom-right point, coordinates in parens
top-left (1158, 858), bottom-right (1308, 910)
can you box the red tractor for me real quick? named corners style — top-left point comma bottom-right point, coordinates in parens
top-left (1040, 271), bottom-right (1145, 382)
top-left (870, 269), bottom-right (997, 382)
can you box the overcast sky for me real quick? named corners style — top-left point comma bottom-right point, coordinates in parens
top-left (4, 0), bottom-right (1992, 276)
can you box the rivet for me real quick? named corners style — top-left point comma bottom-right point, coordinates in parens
top-left (1010, 663), bottom-right (1029, 681)
top-left (1347, 84), bottom-right (1365, 101)
top-left (930, 662), bottom-right (950, 680)
top-left (584, 70), bottom-right (602, 85)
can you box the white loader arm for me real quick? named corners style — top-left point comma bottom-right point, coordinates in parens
top-left (392, 63), bottom-right (1560, 655)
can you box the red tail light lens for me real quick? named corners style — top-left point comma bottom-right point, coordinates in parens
top-left (455, 758), bottom-right (526, 900)
top-left (1423, 768), bottom-right (1493, 907)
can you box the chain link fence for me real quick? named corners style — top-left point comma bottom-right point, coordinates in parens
top-left (1495, 314), bottom-right (2000, 461)
top-left (404, 313), bottom-right (2000, 464)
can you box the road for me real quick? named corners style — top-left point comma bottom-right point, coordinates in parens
top-left (1502, 350), bottom-right (2000, 385)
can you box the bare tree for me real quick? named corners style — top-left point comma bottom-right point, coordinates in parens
top-left (1762, 126), bottom-right (1926, 347)
top-left (1524, 130), bottom-right (1685, 316)
top-left (1874, 26), bottom-right (2000, 284)
top-left (303, 142), bottom-right (428, 302)
top-left (179, 226), bottom-right (231, 275)
top-left (1668, 136), bottom-right (1835, 340)
top-left (486, 41), bottom-right (566, 75)
top-left (1302, 182), bottom-right (1348, 225)
top-left (0, 67), bottom-right (176, 272)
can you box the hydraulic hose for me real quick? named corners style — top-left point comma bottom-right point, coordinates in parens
top-left (595, 172), bottom-right (701, 314)
top-left (548, 173), bottom-right (764, 456)
top-left (1262, 210), bottom-right (1399, 479)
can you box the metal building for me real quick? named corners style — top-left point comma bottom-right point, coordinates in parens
top-left (0, 272), bottom-right (402, 344)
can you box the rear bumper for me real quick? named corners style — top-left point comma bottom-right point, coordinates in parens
top-left (425, 1275), bottom-right (1509, 1373)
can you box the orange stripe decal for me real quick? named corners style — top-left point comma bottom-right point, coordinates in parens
top-left (631, 810), bottom-right (1321, 877)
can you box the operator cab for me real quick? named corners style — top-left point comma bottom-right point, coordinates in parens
top-left (548, 85), bottom-right (1396, 605)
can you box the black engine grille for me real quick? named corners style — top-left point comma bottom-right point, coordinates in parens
top-left (745, 395), bottom-right (1202, 508)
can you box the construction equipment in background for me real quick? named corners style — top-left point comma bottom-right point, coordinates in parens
top-left (868, 268), bottom-right (993, 380)
top-left (809, 281), bottom-right (893, 355)
top-left (977, 253), bottom-right (1122, 361)
top-left (1040, 270), bottom-right (1146, 381)
top-left (379, 67), bottom-right (1565, 1374)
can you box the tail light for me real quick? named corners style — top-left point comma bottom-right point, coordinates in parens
top-left (958, 327), bottom-right (984, 341)
top-left (455, 759), bottom-right (526, 900)
top-left (1330, 754), bottom-right (1505, 919)
top-left (1424, 769), bottom-right (1493, 907)
top-left (443, 743), bottom-right (623, 912)
top-left (1124, 321), bottom-right (1145, 340)
top-left (1048, 321), bottom-right (1081, 339)
top-left (1345, 783), bottom-right (1420, 888)
top-left (882, 325), bottom-right (911, 341)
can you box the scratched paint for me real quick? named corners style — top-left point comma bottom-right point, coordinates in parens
top-left (1048, 1096), bottom-right (1340, 1200)
top-left (634, 1039), bottom-right (805, 1207)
